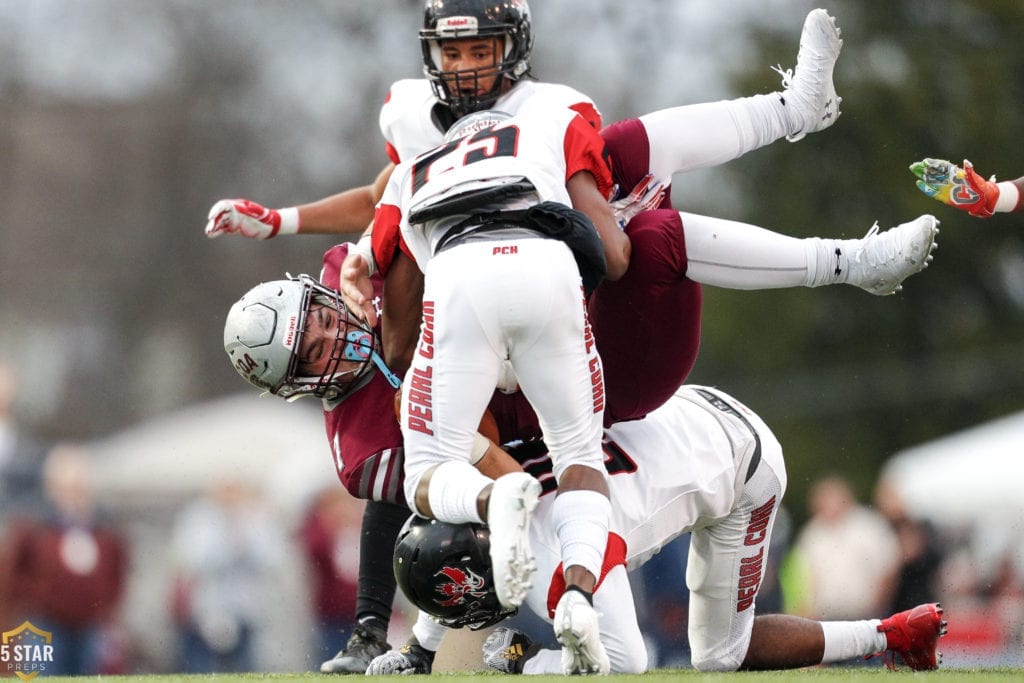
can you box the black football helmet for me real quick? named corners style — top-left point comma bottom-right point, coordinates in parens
top-left (420, 0), bottom-right (534, 118)
top-left (393, 515), bottom-right (516, 630)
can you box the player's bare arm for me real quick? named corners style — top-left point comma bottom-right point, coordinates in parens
top-left (567, 171), bottom-right (630, 280)
top-left (205, 163), bottom-right (395, 239)
top-left (295, 162), bottom-right (394, 233)
top-left (381, 250), bottom-right (424, 376)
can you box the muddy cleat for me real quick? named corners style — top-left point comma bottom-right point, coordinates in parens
top-left (844, 214), bottom-right (940, 295)
top-left (320, 623), bottom-right (391, 674)
top-left (483, 627), bottom-right (541, 674)
top-left (877, 602), bottom-right (947, 671)
top-left (554, 589), bottom-right (610, 675)
top-left (776, 8), bottom-right (843, 142)
top-left (487, 472), bottom-right (541, 609)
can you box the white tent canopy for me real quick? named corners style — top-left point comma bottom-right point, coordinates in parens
top-left (881, 409), bottom-right (1024, 533)
top-left (88, 392), bottom-right (337, 521)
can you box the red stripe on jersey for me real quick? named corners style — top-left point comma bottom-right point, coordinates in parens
top-left (545, 532), bottom-right (627, 618)
top-left (563, 114), bottom-right (614, 200)
top-left (385, 141), bottom-right (401, 165)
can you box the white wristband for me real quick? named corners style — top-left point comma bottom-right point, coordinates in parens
top-left (278, 207), bottom-right (300, 235)
top-left (995, 182), bottom-right (1020, 213)
top-left (469, 432), bottom-right (490, 465)
top-left (351, 233), bottom-right (378, 276)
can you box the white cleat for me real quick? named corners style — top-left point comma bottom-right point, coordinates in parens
top-left (487, 472), bottom-right (541, 609)
top-left (777, 8), bottom-right (843, 142)
top-left (554, 589), bottom-right (610, 675)
top-left (845, 214), bottom-right (940, 295)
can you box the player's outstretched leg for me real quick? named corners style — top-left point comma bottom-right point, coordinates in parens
top-left (554, 588), bottom-right (611, 675)
top-left (487, 472), bottom-right (541, 609)
top-left (778, 8), bottom-right (843, 142)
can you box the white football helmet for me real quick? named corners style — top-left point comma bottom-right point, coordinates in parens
top-left (224, 274), bottom-right (393, 401)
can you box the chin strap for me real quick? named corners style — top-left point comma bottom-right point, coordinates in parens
top-left (371, 350), bottom-right (402, 389)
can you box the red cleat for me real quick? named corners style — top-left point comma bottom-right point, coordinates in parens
top-left (876, 603), bottom-right (947, 670)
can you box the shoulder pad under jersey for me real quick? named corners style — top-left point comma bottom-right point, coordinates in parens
top-left (379, 79), bottom-right (446, 164)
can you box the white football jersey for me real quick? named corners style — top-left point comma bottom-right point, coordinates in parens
top-left (379, 79), bottom-right (600, 164)
top-left (379, 105), bottom-right (610, 270)
top-left (528, 384), bottom-right (769, 572)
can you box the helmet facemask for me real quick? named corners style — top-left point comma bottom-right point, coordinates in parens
top-left (422, 34), bottom-right (513, 117)
top-left (284, 279), bottom-right (380, 402)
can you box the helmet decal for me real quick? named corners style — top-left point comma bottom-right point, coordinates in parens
top-left (434, 566), bottom-right (488, 607)
top-left (436, 16), bottom-right (478, 35)
top-left (283, 314), bottom-right (299, 350)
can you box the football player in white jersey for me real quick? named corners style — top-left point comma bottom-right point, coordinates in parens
top-left (382, 105), bottom-right (632, 675)
top-left (370, 385), bottom-right (947, 675)
top-left (206, 0), bottom-right (597, 240)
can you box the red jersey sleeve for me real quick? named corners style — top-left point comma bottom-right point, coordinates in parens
top-left (563, 114), bottom-right (614, 200)
top-left (370, 203), bottom-right (415, 277)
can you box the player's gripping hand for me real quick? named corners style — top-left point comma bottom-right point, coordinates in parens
top-left (609, 173), bottom-right (668, 230)
top-left (205, 198), bottom-right (299, 239)
top-left (339, 243), bottom-right (377, 326)
top-left (365, 642), bottom-right (435, 675)
top-left (910, 158), bottom-right (999, 218)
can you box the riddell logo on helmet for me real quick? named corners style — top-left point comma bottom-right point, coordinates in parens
top-left (438, 16), bottom-right (478, 34)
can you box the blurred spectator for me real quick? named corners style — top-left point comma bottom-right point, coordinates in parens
top-left (169, 479), bottom-right (286, 673)
top-left (873, 478), bottom-right (945, 613)
top-left (0, 443), bottom-right (129, 675)
top-left (0, 362), bottom-right (47, 525)
top-left (298, 487), bottom-right (363, 665)
top-left (783, 474), bottom-right (900, 621)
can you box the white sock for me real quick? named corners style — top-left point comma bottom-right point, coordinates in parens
top-left (550, 489), bottom-right (611, 582)
top-left (804, 237), bottom-right (854, 288)
top-left (681, 211), bottom-right (832, 289)
top-left (412, 609), bottom-right (449, 652)
top-left (426, 461), bottom-right (490, 524)
top-left (821, 620), bottom-right (886, 663)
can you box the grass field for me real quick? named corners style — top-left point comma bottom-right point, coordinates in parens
top-left (31, 669), bottom-right (1024, 683)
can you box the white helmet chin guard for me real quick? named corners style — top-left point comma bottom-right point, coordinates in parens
top-left (224, 274), bottom-right (397, 402)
